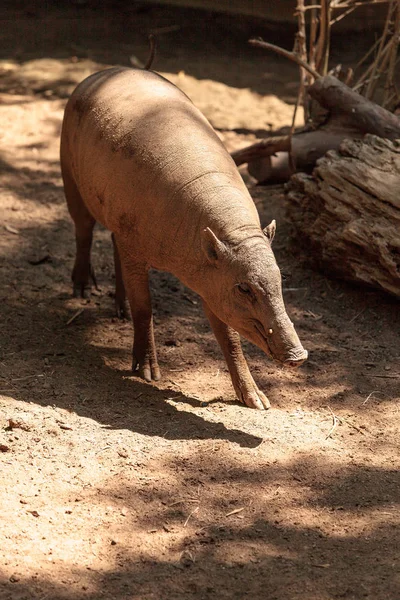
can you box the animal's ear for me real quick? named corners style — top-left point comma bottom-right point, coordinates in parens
top-left (201, 227), bottom-right (228, 265)
top-left (263, 219), bottom-right (276, 243)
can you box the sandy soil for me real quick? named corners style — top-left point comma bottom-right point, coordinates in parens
top-left (0, 3), bottom-right (399, 599)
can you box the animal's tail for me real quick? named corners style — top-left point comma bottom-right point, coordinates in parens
top-left (144, 34), bottom-right (156, 70)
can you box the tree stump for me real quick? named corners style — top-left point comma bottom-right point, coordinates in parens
top-left (285, 135), bottom-right (400, 297)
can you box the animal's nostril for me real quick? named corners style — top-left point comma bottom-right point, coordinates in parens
top-left (285, 358), bottom-right (306, 368)
top-left (284, 348), bottom-right (308, 367)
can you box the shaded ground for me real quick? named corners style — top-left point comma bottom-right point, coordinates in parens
top-left (0, 3), bottom-right (399, 599)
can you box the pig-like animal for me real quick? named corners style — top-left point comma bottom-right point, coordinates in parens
top-left (60, 67), bottom-right (307, 410)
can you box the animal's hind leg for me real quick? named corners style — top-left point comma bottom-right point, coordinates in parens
top-left (114, 235), bottom-right (160, 382)
top-left (112, 233), bottom-right (130, 319)
top-left (72, 218), bottom-right (97, 299)
top-left (63, 171), bottom-right (96, 298)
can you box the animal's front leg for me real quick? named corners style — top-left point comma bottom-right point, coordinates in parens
top-left (116, 237), bottom-right (160, 382)
top-left (202, 300), bottom-right (270, 410)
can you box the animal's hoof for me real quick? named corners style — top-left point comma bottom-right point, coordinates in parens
top-left (89, 265), bottom-right (98, 289)
top-left (141, 366), bottom-right (161, 382)
top-left (72, 263), bottom-right (96, 298)
top-left (240, 389), bottom-right (270, 410)
top-left (132, 358), bottom-right (161, 382)
top-left (73, 283), bottom-right (91, 299)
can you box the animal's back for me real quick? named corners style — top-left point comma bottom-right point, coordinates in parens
top-left (61, 67), bottom-right (260, 271)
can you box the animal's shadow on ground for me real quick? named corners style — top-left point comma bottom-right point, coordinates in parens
top-left (1, 302), bottom-right (263, 448)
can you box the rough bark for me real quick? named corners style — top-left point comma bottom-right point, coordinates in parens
top-left (285, 135), bottom-right (400, 298)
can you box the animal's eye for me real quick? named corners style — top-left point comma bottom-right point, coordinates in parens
top-left (237, 283), bottom-right (252, 295)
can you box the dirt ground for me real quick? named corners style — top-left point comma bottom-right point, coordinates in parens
top-left (0, 3), bottom-right (399, 600)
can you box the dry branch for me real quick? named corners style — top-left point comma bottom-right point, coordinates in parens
top-left (249, 39), bottom-right (320, 80)
top-left (238, 1), bottom-right (400, 182)
top-left (308, 75), bottom-right (400, 138)
top-left (315, 0), bottom-right (332, 75)
top-left (232, 74), bottom-right (400, 181)
top-left (231, 136), bottom-right (291, 166)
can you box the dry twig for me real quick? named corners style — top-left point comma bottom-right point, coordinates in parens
top-left (315, 0), bottom-right (332, 75)
top-left (184, 506), bottom-right (199, 527)
top-left (238, 1), bottom-right (399, 183)
top-left (66, 308), bottom-right (84, 326)
top-left (249, 39), bottom-right (320, 80)
top-left (4, 224), bottom-right (19, 235)
top-left (295, 0), bottom-right (309, 113)
top-left (225, 507), bottom-right (245, 517)
top-left (325, 406), bottom-right (339, 439)
top-left (309, 6), bottom-right (319, 74)
top-left (362, 391), bottom-right (379, 405)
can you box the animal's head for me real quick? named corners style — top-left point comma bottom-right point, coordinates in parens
top-left (201, 221), bottom-right (307, 366)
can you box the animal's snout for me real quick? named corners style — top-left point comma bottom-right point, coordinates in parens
top-left (284, 347), bottom-right (308, 368)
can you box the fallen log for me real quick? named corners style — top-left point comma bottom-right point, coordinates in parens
top-left (232, 126), bottom-right (362, 182)
top-left (233, 75), bottom-right (400, 183)
top-left (285, 135), bottom-right (400, 298)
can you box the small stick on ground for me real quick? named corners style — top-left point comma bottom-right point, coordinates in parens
top-left (225, 507), bottom-right (245, 517)
top-left (11, 374), bottom-right (44, 382)
top-left (349, 308), bottom-right (366, 323)
top-left (169, 498), bottom-right (199, 507)
top-left (168, 379), bottom-right (182, 389)
top-left (66, 308), bottom-right (84, 326)
top-left (325, 406), bottom-right (339, 440)
top-left (4, 224), bottom-right (19, 235)
top-left (362, 391), bottom-right (381, 405)
top-left (184, 506), bottom-right (199, 527)
top-left (58, 423), bottom-right (73, 431)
